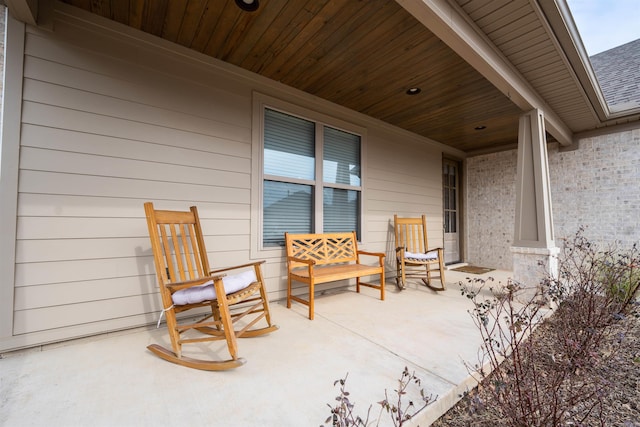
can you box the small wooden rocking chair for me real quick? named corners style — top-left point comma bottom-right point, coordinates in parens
top-left (144, 202), bottom-right (278, 370)
top-left (394, 214), bottom-right (446, 291)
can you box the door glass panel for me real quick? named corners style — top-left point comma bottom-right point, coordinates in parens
top-left (443, 165), bottom-right (457, 233)
top-left (443, 159), bottom-right (461, 264)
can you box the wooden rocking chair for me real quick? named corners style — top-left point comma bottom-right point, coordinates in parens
top-left (394, 214), bottom-right (446, 291)
top-left (144, 202), bottom-right (278, 370)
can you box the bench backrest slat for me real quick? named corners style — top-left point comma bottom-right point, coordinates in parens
top-left (285, 232), bottom-right (358, 267)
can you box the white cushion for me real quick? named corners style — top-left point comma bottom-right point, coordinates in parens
top-left (171, 269), bottom-right (257, 305)
top-left (404, 250), bottom-right (438, 260)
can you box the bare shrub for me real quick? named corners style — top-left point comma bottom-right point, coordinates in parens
top-left (323, 367), bottom-right (435, 427)
top-left (461, 228), bottom-right (640, 426)
top-left (545, 229), bottom-right (640, 373)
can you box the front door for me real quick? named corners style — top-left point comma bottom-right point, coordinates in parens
top-left (443, 159), bottom-right (461, 264)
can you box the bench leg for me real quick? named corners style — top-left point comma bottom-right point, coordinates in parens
top-left (309, 282), bottom-right (315, 320)
top-left (287, 276), bottom-right (292, 309)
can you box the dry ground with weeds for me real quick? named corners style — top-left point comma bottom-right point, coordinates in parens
top-left (432, 307), bottom-right (640, 427)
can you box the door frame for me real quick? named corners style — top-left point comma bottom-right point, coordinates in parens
top-left (442, 156), bottom-right (464, 265)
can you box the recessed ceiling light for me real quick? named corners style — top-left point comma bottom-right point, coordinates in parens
top-left (235, 0), bottom-right (259, 12)
top-left (406, 87), bottom-right (421, 95)
top-left (474, 125), bottom-right (487, 130)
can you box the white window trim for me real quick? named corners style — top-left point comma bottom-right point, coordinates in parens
top-left (251, 92), bottom-right (367, 258)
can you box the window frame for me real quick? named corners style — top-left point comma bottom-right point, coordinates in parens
top-left (251, 93), bottom-right (367, 256)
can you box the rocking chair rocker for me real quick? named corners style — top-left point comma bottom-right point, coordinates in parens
top-left (144, 202), bottom-right (278, 370)
top-left (394, 214), bottom-right (446, 291)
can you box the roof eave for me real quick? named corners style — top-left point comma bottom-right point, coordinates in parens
top-left (3, 0), bottom-right (38, 26)
top-left (537, 0), bottom-right (612, 122)
top-left (397, 0), bottom-right (574, 146)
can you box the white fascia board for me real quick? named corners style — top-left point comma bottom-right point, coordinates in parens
top-left (397, 0), bottom-right (573, 146)
top-left (538, 0), bottom-right (609, 120)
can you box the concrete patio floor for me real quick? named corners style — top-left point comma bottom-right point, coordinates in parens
top-left (1, 269), bottom-right (513, 427)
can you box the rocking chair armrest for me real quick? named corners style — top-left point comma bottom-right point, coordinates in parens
top-left (167, 275), bottom-right (226, 292)
top-left (210, 260), bottom-right (266, 275)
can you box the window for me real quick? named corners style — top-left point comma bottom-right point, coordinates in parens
top-left (262, 107), bottom-right (362, 247)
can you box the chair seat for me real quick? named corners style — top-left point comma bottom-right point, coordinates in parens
top-left (404, 250), bottom-right (438, 261)
top-left (172, 270), bottom-right (257, 305)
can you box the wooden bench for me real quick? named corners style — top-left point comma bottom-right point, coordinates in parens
top-left (285, 231), bottom-right (385, 320)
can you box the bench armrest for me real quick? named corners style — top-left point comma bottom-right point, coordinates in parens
top-left (358, 250), bottom-right (385, 258)
top-left (287, 256), bottom-right (316, 266)
top-left (287, 256), bottom-right (315, 278)
top-left (210, 260), bottom-right (266, 275)
top-left (357, 251), bottom-right (385, 265)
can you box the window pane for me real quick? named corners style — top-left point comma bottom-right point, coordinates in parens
top-left (323, 188), bottom-right (360, 238)
top-left (264, 181), bottom-right (312, 246)
top-left (444, 187), bottom-right (450, 210)
top-left (264, 109), bottom-right (315, 180)
top-left (323, 126), bottom-right (361, 186)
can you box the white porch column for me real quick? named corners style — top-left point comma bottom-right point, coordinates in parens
top-left (511, 109), bottom-right (559, 291)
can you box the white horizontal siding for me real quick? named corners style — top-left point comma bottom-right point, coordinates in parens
top-left (13, 294), bottom-right (164, 335)
top-left (15, 256), bottom-right (151, 287)
top-left (21, 124), bottom-right (248, 173)
top-left (14, 276), bottom-right (157, 310)
top-left (17, 193), bottom-right (250, 219)
top-left (16, 237), bottom-right (152, 263)
top-left (17, 216), bottom-right (249, 240)
top-left (365, 131), bottom-right (444, 257)
top-left (19, 169), bottom-right (249, 203)
top-left (23, 29), bottom-right (249, 129)
top-left (16, 234), bottom-right (249, 264)
top-left (13, 12), bottom-right (256, 338)
top-left (21, 102), bottom-right (250, 161)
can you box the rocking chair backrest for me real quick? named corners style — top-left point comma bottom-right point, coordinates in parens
top-left (394, 214), bottom-right (429, 253)
top-left (144, 203), bottom-right (211, 287)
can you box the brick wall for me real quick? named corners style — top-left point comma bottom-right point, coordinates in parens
top-left (466, 127), bottom-right (640, 270)
top-left (465, 149), bottom-right (517, 270)
top-left (550, 128), bottom-right (640, 249)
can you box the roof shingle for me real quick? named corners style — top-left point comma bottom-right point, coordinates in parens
top-left (590, 38), bottom-right (640, 112)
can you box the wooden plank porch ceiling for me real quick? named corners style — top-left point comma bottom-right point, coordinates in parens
top-left (61, 0), bottom-right (527, 154)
